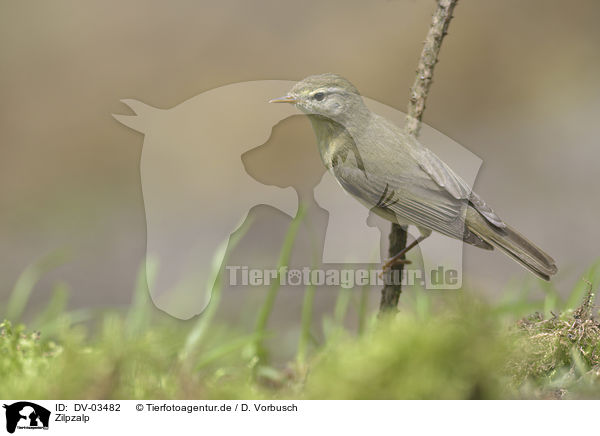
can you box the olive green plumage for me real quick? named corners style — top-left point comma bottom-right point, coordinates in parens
top-left (270, 73), bottom-right (557, 280)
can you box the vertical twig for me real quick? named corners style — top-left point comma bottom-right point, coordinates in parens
top-left (405, 0), bottom-right (458, 136)
top-left (379, 223), bottom-right (408, 312)
top-left (379, 0), bottom-right (458, 313)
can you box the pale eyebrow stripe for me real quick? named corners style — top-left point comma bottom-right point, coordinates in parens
top-left (310, 87), bottom-right (345, 95)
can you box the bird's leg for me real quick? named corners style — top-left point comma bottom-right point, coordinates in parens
top-left (382, 234), bottom-right (429, 271)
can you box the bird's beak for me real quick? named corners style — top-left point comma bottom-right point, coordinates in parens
top-left (269, 95), bottom-right (298, 104)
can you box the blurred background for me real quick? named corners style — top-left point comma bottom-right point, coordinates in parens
top-left (1, 0), bottom-right (599, 344)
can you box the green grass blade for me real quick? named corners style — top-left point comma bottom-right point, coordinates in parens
top-left (539, 280), bottom-right (562, 316)
top-left (195, 332), bottom-right (262, 370)
top-left (252, 205), bottom-right (306, 363)
top-left (126, 256), bottom-right (158, 337)
top-left (296, 281), bottom-right (316, 366)
top-left (333, 286), bottom-right (351, 328)
top-left (4, 251), bottom-right (70, 321)
top-left (357, 283), bottom-right (370, 335)
top-left (31, 282), bottom-right (69, 329)
top-left (565, 259), bottom-right (600, 311)
top-left (181, 216), bottom-right (254, 359)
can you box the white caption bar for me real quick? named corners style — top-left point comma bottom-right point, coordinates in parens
top-left (0, 400), bottom-right (593, 435)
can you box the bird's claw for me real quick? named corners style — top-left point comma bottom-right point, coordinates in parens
top-left (379, 257), bottom-right (412, 279)
top-left (383, 257), bottom-right (412, 270)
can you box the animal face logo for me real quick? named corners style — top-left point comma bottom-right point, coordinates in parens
top-left (3, 402), bottom-right (50, 434)
top-left (114, 80), bottom-right (482, 319)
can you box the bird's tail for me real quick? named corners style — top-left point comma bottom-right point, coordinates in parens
top-left (466, 207), bottom-right (557, 281)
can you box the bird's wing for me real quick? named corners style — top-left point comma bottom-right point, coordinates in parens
top-left (408, 139), bottom-right (506, 228)
top-left (331, 161), bottom-right (489, 247)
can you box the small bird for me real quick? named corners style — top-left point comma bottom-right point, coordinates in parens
top-left (270, 73), bottom-right (557, 280)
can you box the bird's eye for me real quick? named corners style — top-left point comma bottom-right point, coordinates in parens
top-left (313, 92), bottom-right (325, 101)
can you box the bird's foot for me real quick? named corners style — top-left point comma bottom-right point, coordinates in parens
top-left (379, 257), bottom-right (412, 279)
top-left (382, 257), bottom-right (412, 271)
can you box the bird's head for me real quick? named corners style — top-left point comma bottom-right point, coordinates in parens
top-left (270, 73), bottom-right (366, 123)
